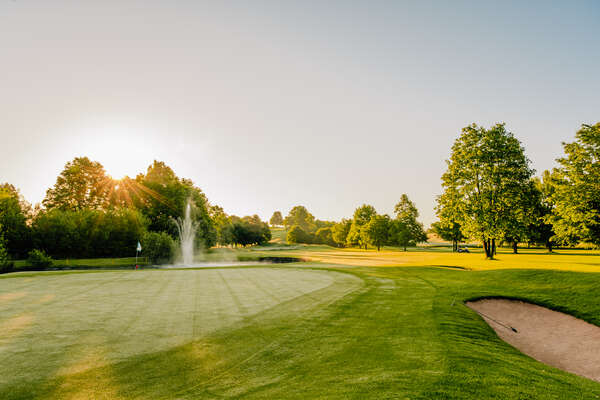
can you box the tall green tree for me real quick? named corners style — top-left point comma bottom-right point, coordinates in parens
top-left (229, 215), bottom-right (271, 246)
top-left (435, 183), bottom-right (465, 252)
top-left (43, 157), bottom-right (114, 211)
top-left (136, 161), bottom-right (216, 247)
top-left (211, 205), bottom-right (234, 246)
top-left (0, 184), bottom-right (32, 258)
top-left (527, 172), bottom-right (556, 252)
top-left (347, 204), bottom-right (377, 249)
top-left (364, 214), bottom-right (390, 251)
top-left (390, 194), bottom-right (427, 251)
top-left (314, 227), bottom-right (335, 246)
top-left (439, 123), bottom-right (534, 258)
top-left (430, 221), bottom-right (464, 252)
top-left (332, 219), bottom-right (352, 247)
top-left (548, 123), bottom-right (600, 246)
top-left (283, 206), bottom-right (316, 232)
top-left (269, 211), bottom-right (283, 227)
top-left (0, 224), bottom-right (12, 270)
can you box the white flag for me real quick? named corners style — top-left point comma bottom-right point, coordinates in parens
top-left (137, 241), bottom-right (142, 252)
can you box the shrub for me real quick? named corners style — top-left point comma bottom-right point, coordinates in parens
top-left (27, 249), bottom-right (53, 268)
top-left (141, 231), bottom-right (175, 263)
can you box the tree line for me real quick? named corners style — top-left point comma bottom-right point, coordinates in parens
top-left (432, 122), bottom-right (600, 258)
top-left (274, 195), bottom-right (427, 251)
top-left (1, 121), bottom-right (598, 267)
top-left (0, 158), bottom-right (270, 268)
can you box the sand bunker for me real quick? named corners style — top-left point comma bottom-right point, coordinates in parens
top-left (466, 299), bottom-right (600, 382)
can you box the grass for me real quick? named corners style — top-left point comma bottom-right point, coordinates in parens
top-left (269, 227), bottom-right (288, 244)
top-left (13, 257), bottom-right (150, 270)
top-left (249, 244), bottom-right (600, 272)
top-left (1, 246), bottom-right (600, 398)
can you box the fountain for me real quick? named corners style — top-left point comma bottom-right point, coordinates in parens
top-left (173, 199), bottom-right (198, 265)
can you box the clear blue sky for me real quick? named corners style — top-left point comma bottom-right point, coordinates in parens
top-left (1, 1), bottom-right (599, 226)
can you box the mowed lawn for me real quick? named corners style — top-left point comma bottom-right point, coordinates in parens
top-left (1, 250), bottom-right (600, 398)
top-left (254, 245), bottom-right (600, 272)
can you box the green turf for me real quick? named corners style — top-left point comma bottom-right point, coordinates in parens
top-left (2, 254), bottom-right (600, 398)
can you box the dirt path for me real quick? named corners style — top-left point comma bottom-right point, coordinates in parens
top-left (466, 299), bottom-right (600, 382)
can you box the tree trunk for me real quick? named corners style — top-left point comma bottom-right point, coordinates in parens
top-left (452, 240), bottom-right (457, 252)
top-left (403, 245), bottom-right (407, 252)
top-left (492, 239), bottom-right (496, 256)
top-left (547, 241), bottom-right (553, 253)
top-left (377, 245), bottom-right (380, 251)
top-left (483, 238), bottom-right (493, 259)
top-left (513, 241), bottom-right (518, 254)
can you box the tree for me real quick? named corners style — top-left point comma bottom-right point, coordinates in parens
top-left (135, 161), bottom-right (216, 248)
top-left (390, 194), bottom-right (427, 251)
top-left (439, 123), bottom-right (534, 258)
top-left (230, 215), bottom-right (271, 246)
top-left (548, 123), bottom-right (600, 247)
top-left (32, 208), bottom-right (146, 258)
top-left (435, 183), bottom-right (465, 252)
top-left (43, 157), bottom-right (114, 211)
top-left (347, 204), bottom-right (377, 249)
top-left (314, 227), bottom-right (335, 246)
top-left (269, 211), bottom-right (283, 227)
top-left (332, 219), bottom-right (352, 247)
top-left (211, 205), bottom-right (234, 246)
top-left (0, 224), bottom-right (13, 271)
top-left (364, 215), bottom-right (390, 251)
top-left (286, 225), bottom-right (311, 244)
top-left (430, 221), bottom-right (465, 252)
top-left (527, 172), bottom-right (556, 252)
top-left (0, 184), bottom-right (32, 258)
top-left (283, 206), bottom-right (316, 232)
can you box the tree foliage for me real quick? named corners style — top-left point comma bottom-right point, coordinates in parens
top-left (0, 183), bottom-right (32, 258)
top-left (132, 161), bottom-right (216, 247)
top-left (364, 215), bottom-right (390, 251)
top-left (0, 225), bottom-right (13, 271)
top-left (389, 194), bottom-right (427, 251)
top-left (526, 172), bottom-right (556, 251)
top-left (332, 219), bottom-right (352, 247)
top-left (438, 123), bottom-right (534, 258)
top-left (43, 157), bottom-right (114, 211)
top-left (228, 215), bottom-right (271, 246)
top-left (32, 208), bottom-right (147, 258)
top-left (548, 123), bottom-right (600, 246)
top-left (283, 206), bottom-right (316, 232)
top-left (269, 211), bottom-right (283, 227)
top-left (314, 227), bottom-right (335, 246)
top-left (430, 221), bottom-right (465, 251)
top-left (347, 204), bottom-right (376, 249)
top-left (286, 225), bottom-right (311, 244)
top-left (141, 231), bottom-right (175, 263)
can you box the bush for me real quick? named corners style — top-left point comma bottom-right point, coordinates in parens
top-left (27, 249), bottom-right (53, 268)
top-left (141, 231), bottom-right (175, 263)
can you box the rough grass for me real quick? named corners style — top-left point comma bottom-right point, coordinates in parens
top-left (2, 248), bottom-right (600, 398)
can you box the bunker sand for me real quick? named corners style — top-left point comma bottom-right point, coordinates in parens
top-left (467, 299), bottom-right (600, 382)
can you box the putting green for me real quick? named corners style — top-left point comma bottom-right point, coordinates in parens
top-left (0, 268), bottom-right (362, 387)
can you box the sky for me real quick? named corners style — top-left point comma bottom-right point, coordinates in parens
top-left (1, 1), bottom-right (599, 226)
